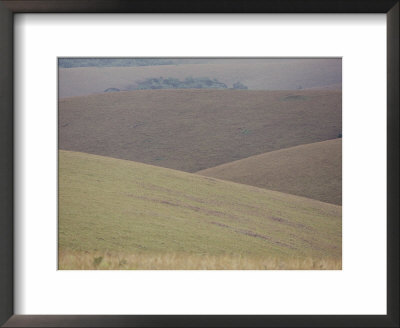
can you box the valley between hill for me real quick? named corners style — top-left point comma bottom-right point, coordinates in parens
top-left (59, 89), bottom-right (341, 173)
top-left (198, 139), bottom-right (342, 205)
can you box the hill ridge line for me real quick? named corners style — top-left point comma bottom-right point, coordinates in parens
top-left (197, 138), bottom-right (341, 173)
top-left (59, 149), bottom-right (341, 209)
top-left (59, 88), bottom-right (342, 101)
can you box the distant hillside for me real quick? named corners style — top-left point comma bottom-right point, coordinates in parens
top-left (305, 83), bottom-right (342, 90)
top-left (198, 139), bottom-right (342, 205)
top-left (59, 89), bottom-right (342, 173)
top-left (126, 76), bottom-right (230, 90)
top-left (58, 58), bottom-right (174, 68)
top-left (59, 150), bottom-right (342, 269)
top-left (59, 58), bottom-right (341, 98)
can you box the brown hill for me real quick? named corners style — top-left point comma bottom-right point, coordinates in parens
top-left (59, 89), bottom-right (342, 173)
top-left (198, 139), bottom-right (342, 205)
top-left (59, 58), bottom-right (341, 98)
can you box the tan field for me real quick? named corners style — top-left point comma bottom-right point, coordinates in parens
top-left (59, 89), bottom-right (341, 173)
top-left (59, 250), bottom-right (342, 270)
top-left (198, 139), bottom-right (342, 205)
top-left (59, 58), bottom-right (341, 98)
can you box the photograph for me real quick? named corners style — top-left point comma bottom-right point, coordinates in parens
top-left (58, 58), bottom-right (342, 270)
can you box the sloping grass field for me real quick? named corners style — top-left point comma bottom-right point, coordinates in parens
top-left (59, 89), bottom-right (341, 173)
top-left (59, 150), bottom-right (342, 270)
top-left (198, 139), bottom-right (342, 205)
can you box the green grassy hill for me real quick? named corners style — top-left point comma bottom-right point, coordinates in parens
top-left (59, 150), bottom-right (341, 269)
top-left (198, 139), bottom-right (342, 205)
top-left (59, 89), bottom-right (341, 173)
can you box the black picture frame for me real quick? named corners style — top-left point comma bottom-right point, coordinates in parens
top-left (0, 1), bottom-right (398, 327)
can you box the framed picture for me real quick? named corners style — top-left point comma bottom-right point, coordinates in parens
top-left (0, 0), bottom-right (398, 327)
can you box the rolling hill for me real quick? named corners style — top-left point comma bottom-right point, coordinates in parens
top-left (59, 58), bottom-right (341, 98)
top-left (59, 89), bottom-right (342, 173)
top-left (59, 150), bottom-right (341, 269)
top-left (198, 139), bottom-right (342, 205)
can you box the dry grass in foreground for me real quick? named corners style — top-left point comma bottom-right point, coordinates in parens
top-left (59, 250), bottom-right (342, 270)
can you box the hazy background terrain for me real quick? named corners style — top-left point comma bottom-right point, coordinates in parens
top-left (59, 58), bottom-right (341, 98)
